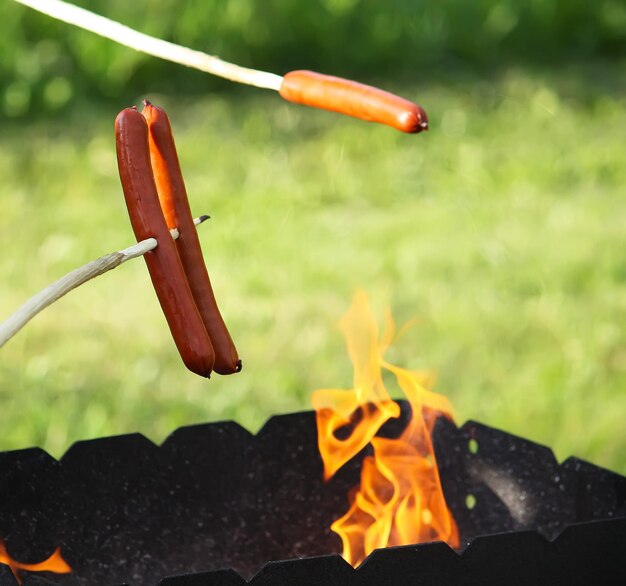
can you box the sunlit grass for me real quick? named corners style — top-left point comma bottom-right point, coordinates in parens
top-left (1, 65), bottom-right (625, 474)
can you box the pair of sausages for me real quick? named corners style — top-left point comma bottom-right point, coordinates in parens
top-left (115, 103), bottom-right (240, 378)
top-left (279, 70), bottom-right (428, 134)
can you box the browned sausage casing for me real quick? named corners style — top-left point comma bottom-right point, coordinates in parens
top-left (279, 70), bottom-right (428, 133)
top-left (115, 107), bottom-right (215, 377)
top-left (142, 102), bottom-right (241, 375)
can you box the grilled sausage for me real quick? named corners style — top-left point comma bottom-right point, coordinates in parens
top-left (279, 70), bottom-right (428, 133)
top-left (115, 107), bottom-right (215, 377)
top-left (142, 102), bottom-right (241, 375)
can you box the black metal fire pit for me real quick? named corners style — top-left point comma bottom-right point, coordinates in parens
top-left (1, 402), bottom-right (624, 585)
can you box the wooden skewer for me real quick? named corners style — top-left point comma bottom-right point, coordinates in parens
top-left (14, 0), bottom-right (283, 90)
top-left (0, 215), bottom-right (210, 349)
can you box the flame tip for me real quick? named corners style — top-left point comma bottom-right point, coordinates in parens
top-left (0, 538), bottom-right (72, 582)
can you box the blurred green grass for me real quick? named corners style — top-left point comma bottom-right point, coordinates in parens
top-left (0, 64), bottom-right (625, 474)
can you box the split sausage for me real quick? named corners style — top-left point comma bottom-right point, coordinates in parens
top-left (142, 102), bottom-right (241, 374)
top-left (115, 107), bottom-right (215, 377)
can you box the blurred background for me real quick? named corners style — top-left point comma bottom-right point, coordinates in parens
top-left (0, 0), bottom-right (625, 473)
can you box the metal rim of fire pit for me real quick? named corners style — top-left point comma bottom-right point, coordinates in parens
top-left (0, 404), bottom-right (624, 585)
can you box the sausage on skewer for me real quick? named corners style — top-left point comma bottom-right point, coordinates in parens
top-left (279, 70), bottom-right (428, 133)
top-left (115, 107), bottom-right (215, 377)
top-left (142, 101), bottom-right (241, 375)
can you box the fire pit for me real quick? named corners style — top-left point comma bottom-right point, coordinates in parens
top-left (0, 403), bottom-right (624, 585)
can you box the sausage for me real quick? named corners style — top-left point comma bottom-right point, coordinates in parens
top-left (142, 102), bottom-right (241, 375)
top-left (115, 107), bottom-right (215, 377)
top-left (279, 70), bottom-right (428, 133)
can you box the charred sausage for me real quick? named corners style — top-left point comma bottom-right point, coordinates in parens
top-left (115, 107), bottom-right (215, 377)
top-left (279, 70), bottom-right (428, 133)
top-left (142, 102), bottom-right (241, 375)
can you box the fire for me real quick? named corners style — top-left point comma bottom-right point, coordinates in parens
top-left (312, 290), bottom-right (459, 566)
top-left (0, 539), bottom-right (71, 584)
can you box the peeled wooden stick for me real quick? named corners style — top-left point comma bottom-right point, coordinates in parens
top-left (0, 216), bottom-right (209, 349)
top-left (13, 0), bottom-right (283, 91)
top-left (13, 0), bottom-right (427, 132)
top-left (15, 0), bottom-right (282, 91)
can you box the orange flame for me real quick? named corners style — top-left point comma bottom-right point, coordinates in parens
top-left (313, 290), bottom-right (459, 566)
top-left (0, 539), bottom-right (71, 584)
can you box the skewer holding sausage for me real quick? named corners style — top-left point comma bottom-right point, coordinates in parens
top-left (17, 2), bottom-right (428, 133)
top-left (115, 107), bottom-right (216, 377)
top-left (142, 101), bottom-right (241, 374)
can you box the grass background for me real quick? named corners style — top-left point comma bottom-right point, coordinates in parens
top-left (1, 64), bottom-right (625, 474)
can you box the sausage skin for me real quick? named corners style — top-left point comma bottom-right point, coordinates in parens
top-left (279, 70), bottom-right (428, 133)
top-left (115, 107), bottom-right (215, 377)
top-left (142, 102), bottom-right (241, 375)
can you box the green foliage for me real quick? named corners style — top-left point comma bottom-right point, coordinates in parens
top-left (2, 0), bottom-right (626, 117)
top-left (1, 65), bottom-right (625, 474)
